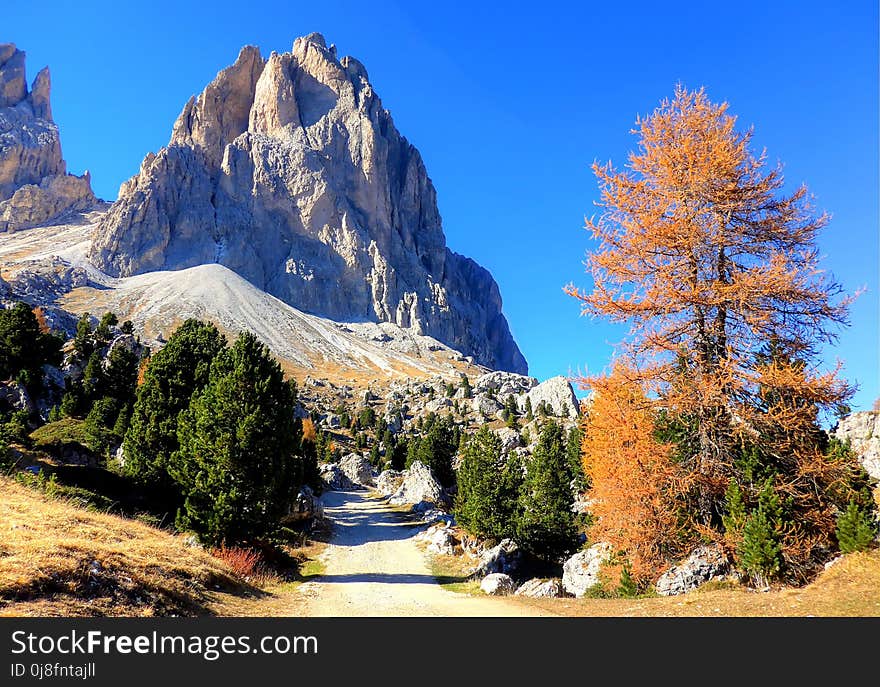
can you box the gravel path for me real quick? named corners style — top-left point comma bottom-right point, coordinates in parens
top-left (298, 490), bottom-right (552, 616)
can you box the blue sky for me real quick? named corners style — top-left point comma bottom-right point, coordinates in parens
top-left (5, 1), bottom-right (878, 411)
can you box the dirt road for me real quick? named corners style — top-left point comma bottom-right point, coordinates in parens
top-left (298, 490), bottom-right (552, 616)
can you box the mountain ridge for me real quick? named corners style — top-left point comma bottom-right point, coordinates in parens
top-left (87, 33), bottom-right (527, 374)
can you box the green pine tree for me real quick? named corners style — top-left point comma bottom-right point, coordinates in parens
top-left (516, 421), bottom-right (579, 560)
top-left (616, 564), bottom-right (639, 598)
top-left (736, 479), bottom-right (784, 587)
top-left (460, 373), bottom-right (472, 399)
top-left (455, 425), bottom-right (521, 540)
top-left (170, 332), bottom-right (301, 545)
top-left (836, 501), bottom-right (877, 553)
top-left (123, 319), bottom-right (227, 489)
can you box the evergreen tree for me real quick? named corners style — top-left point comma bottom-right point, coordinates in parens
top-left (565, 426), bottom-right (587, 491)
top-left (81, 352), bottom-right (106, 403)
top-left (456, 425), bottom-right (521, 540)
top-left (516, 421), bottom-right (579, 560)
top-left (616, 564), bottom-right (639, 598)
top-left (84, 397), bottom-right (120, 458)
top-left (460, 373), bottom-right (472, 398)
top-left (414, 414), bottom-right (458, 487)
top-left (836, 501), bottom-right (877, 553)
top-left (445, 382), bottom-right (456, 398)
top-left (0, 302), bottom-right (63, 393)
top-left (525, 396), bottom-right (534, 421)
top-left (390, 437), bottom-right (408, 471)
top-left (73, 313), bottom-right (94, 358)
top-left (123, 319), bottom-right (227, 488)
top-left (95, 312), bottom-right (118, 344)
top-left (737, 478), bottom-right (784, 586)
top-left (170, 332), bottom-right (301, 545)
top-left (104, 344), bottom-right (139, 407)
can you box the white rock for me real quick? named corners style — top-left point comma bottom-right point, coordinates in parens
top-left (338, 453), bottom-right (374, 487)
top-left (834, 411), bottom-right (880, 481)
top-left (654, 545), bottom-right (729, 596)
top-left (389, 461), bottom-right (442, 506)
top-left (375, 469), bottom-right (404, 496)
top-left (480, 573), bottom-right (515, 596)
top-left (562, 542), bottom-right (612, 597)
top-left (515, 578), bottom-right (567, 598)
top-left (521, 376), bottom-right (580, 420)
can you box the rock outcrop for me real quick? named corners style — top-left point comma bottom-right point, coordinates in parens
top-left (338, 453), bottom-right (374, 487)
top-left (520, 376), bottom-right (580, 420)
top-left (654, 545), bottom-right (730, 597)
top-left (562, 542), bottom-right (611, 597)
top-left (0, 44), bottom-right (94, 231)
top-left (388, 460), bottom-right (442, 506)
top-left (88, 34), bottom-right (525, 373)
top-left (833, 411), bottom-right (880, 482)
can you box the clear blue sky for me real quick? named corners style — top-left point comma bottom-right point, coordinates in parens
top-left (6, 1), bottom-right (878, 411)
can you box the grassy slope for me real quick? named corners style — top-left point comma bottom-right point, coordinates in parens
top-left (427, 547), bottom-right (880, 616)
top-left (0, 475), bottom-right (258, 616)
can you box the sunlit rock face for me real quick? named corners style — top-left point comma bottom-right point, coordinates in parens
top-left (88, 34), bottom-right (526, 373)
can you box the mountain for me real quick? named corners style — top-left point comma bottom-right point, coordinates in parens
top-left (0, 43), bottom-right (94, 231)
top-left (87, 33), bottom-right (526, 373)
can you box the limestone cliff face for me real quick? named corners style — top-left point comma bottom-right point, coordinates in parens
top-left (88, 34), bottom-right (526, 373)
top-left (0, 43), bottom-right (94, 230)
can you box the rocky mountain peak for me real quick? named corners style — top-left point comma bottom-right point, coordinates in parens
top-left (0, 43), bottom-right (95, 231)
top-left (88, 35), bottom-right (527, 374)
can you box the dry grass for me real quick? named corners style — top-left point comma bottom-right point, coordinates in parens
top-left (0, 475), bottom-right (253, 617)
top-left (514, 550), bottom-right (880, 617)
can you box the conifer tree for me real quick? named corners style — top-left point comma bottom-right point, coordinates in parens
top-left (835, 501), bottom-right (877, 554)
top-left (171, 332), bottom-right (301, 545)
top-left (123, 319), bottom-right (227, 488)
top-left (516, 421), bottom-right (579, 560)
top-left (456, 425), bottom-right (521, 541)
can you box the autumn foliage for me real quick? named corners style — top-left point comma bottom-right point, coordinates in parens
top-left (581, 364), bottom-right (695, 584)
top-left (570, 86), bottom-right (870, 585)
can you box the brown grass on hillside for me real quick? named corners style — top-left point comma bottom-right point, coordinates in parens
top-left (0, 475), bottom-right (251, 617)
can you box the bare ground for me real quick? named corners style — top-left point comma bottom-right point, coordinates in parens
top-left (293, 490), bottom-right (552, 617)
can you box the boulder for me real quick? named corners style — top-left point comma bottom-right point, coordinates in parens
top-left (562, 542), bottom-right (612, 597)
top-left (389, 461), bottom-right (442, 506)
top-left (521, 376), bottom-right (580, 420)
top-left (655, 545), bottom-right (730, 597)
top-left (319, 462), bottom-right (356, 491)
top-left (338, 453), bottom-right (374, 487)
top-left (480, 573), bottom-right (515, 596)
top-left (834, 411), bottom-right (880, 481)
top-left (493, 427), bottom-right (523, 456)
top-left (473, 538), bottom-right (522, 577)
top-left (0, 380), bottom-right (34, 415)
top-left (376, 469), bottom-right (404, 496)
top-left (515, 578), bottom-right (567, 598)
top-left (283, 485), bottom-right (322, 524)
top-left (419, 523), bottom-right (458, 555)
top-left (474, 371), bottom-right (536, 398)
top-left (472, 394), bottom-right (502, 418)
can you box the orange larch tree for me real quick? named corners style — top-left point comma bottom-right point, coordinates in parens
top-left (568, 86), bottom-right (854, 523)
top-left (569, 86), bottom-right (870, 582)
top-left (580, 362), bottom-right (696, 585)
